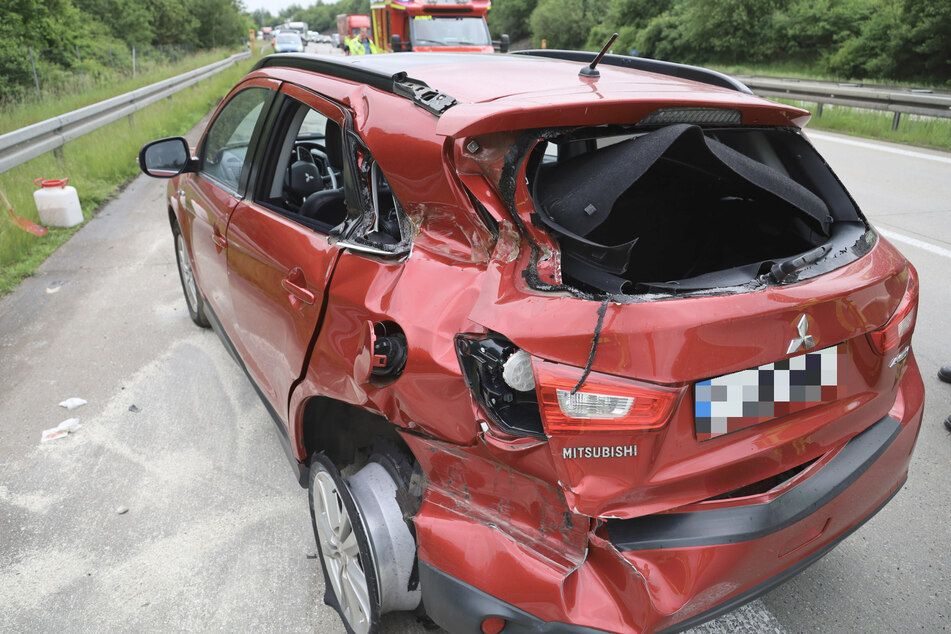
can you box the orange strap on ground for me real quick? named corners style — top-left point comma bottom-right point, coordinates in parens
top-left (0, 188), bottom-right (48, 236)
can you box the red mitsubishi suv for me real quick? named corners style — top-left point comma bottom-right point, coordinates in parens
top-left (138, 49), bottom-right (924, 633)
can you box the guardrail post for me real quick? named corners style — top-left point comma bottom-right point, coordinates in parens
top-left (816, 103), bottom-right (823, 117)
top-left (891, 112), bottom-right (901, 132)
top-left (28, 47), bottom-right (41, 99)
top-left (54, 121), bottom-right (65, 162)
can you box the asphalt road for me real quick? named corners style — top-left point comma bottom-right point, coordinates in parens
top-left (1, 111), bottom-right (949, 633)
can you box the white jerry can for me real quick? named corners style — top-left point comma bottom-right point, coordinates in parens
top-left (33, 178), bottom-right (83, 228)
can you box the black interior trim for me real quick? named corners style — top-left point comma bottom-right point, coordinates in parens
top-left (254, 55), bottom-right (458, 116)
top-left (254, 54), bottom-right (397, 92)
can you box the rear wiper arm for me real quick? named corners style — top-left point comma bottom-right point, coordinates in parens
top-left (768, 244), bottom-right (831, 284)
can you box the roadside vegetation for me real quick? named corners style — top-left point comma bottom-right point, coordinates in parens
top-left (483, 0), bottom-right (951, 149)
top-left (488, 0), bottom-right (950, 88)
top-left (0, 48), bottom-right (244, 134)
top-left (0, 0), bottom-right (251, 109)
top-left (774, 100), bottom-right (951, 150)
top-left (0, 58), bottom-right (256, 296)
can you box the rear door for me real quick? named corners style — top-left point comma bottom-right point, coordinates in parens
top-left (225, 84), bottom-right (349, 421)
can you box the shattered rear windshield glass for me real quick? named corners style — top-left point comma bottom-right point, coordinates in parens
top-left (525, 124), bottom-right (867, 296)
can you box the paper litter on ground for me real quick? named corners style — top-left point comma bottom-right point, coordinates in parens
top-left (58, 397), bottom-right (87, 410)
top-left (41, 418), bottom-right (82, 442)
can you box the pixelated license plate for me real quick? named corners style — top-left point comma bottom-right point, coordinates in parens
top-left (694, 344), bottom-right (846, 441)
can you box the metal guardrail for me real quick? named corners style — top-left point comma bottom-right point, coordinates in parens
top-left (0, 51), bottom-right (251, 175)
top-left (740, 76), bottom-right (951, 130)
top-left (2, 54), bottom-right (946, 172)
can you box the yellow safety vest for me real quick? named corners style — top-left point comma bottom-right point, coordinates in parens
top-left (348, 36), bottom-right (381, 55)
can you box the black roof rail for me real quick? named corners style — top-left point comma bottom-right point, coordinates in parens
top-left (251, 54), bottom-right (458, 115)
top-left (511, 50), bottom-right (753, 95)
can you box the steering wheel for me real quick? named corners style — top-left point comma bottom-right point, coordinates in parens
top-left (294, 143), bottom-right (336, 189)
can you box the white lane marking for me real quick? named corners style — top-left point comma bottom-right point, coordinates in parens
top-left (806, 131), bottom-right (951, 165)
top-left (878, 228), bottom-right (951, 259)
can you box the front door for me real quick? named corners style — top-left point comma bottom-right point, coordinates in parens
top-left (225, 87), bottom-right (348, 420)
top-left (183, 81), bottom-right (276, 333)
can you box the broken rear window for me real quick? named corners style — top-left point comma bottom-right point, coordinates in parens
top-left (524, 124), bottom-right (871, 296)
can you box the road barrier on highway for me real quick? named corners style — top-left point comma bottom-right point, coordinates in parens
top-left (0, 51), bottom-right (251, 175)
top-left (3, 53), bottom-right (948, 175)
top-left (741, 76), bottom-right (951, 131)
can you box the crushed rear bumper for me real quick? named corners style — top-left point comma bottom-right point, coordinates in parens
top-left (417, 366), bottom-right (924, 633)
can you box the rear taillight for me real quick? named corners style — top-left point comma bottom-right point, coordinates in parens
top-left (533, 359), bottom-right (686, 435)
top-left (456, 333), bottom-right (544, 437)
top-left (867, 267), bottom-right (918, 356)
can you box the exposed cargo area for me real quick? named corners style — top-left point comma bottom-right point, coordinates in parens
top-left (527, 123), bottom-right (870, 295)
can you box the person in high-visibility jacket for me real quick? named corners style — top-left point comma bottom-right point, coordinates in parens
top-left (347, 27), bottom-right (381, 55)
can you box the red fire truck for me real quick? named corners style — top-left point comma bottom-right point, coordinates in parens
top-left (371, 0), bottom-right (508, 53)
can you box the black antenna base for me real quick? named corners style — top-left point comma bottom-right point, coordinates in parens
top-left (580, 32), bottom-right (619, 79)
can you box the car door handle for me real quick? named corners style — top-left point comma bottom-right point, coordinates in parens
top-left (282, 268), bottom-right (315, 305)
top-left (212, 230), bottom-right (227, 251)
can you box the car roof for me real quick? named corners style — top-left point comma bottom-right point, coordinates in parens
top-left (262, 52), bottom-right (744, 103)
top-left (254, 52), bottom-right (810, 136)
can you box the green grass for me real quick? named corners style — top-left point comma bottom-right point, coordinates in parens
top-left (706, 62), bottom-right (951, 150)
top-left (0, 48), bottom-right (245, 135)
top-left (0, 57), bottom-right (257, 297)
top-left (770, 98), bottom-right (951, 152)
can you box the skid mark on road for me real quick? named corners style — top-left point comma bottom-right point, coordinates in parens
top-left (42, 333), bottom-right (222, 480)
top-left (0, 484), bottom-right (61, 514)
top-left (0, 549), bottom-right (91, 613)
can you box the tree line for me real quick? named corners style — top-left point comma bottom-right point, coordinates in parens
top-left (0, 0), bottom-right (250, 102)
top-left (489, 0), bottom-right (950, 84)
top-left (3, 0), bottom-right (947, 103)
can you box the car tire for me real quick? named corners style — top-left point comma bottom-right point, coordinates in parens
top-left (172, 221), bottom-right (210, 328)
top-left (309, 453), bottom-right (382, 634)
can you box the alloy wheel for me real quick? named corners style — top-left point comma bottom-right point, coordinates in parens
top-left (175, 232), bottom-right (199, 314)
top-left (311, 469), bottom-right (372, 634)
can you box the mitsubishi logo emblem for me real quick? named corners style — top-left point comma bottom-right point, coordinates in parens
top-left (304, 172), bottom-right (314, 183)
top-left (787, 315), bottom-right (816, 354)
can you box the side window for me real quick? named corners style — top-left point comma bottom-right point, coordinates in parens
top-left (256, 98), bottom-right (348, 232)
top-left (253, 91), bottom-right (410, 254)
top-left (200, 87), bottom-right (270, 192)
